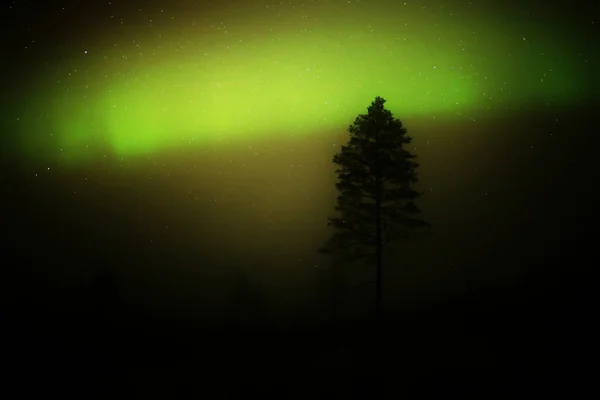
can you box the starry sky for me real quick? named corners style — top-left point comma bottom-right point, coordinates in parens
top-left (2, 0), bottom-right (598, 318)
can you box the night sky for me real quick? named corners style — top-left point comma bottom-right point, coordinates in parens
top-left (2, 0), bottom-right (598, 392)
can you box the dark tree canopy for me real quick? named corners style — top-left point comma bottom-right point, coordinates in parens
top-left (320, 97), bottom-right (430, 314)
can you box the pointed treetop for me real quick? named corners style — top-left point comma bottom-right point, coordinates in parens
top-left (368, 96), bottom-right (387, 113)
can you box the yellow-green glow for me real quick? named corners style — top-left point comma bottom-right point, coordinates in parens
top-left (12, 2), bottom-right (589, 165)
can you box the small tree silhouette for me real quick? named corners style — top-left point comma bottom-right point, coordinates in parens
top-left (320, 96), bottom-right (430, 320)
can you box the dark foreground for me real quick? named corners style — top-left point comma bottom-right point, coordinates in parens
top-left (3, 268), bottom-right (593, 398)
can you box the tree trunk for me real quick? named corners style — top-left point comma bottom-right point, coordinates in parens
top-left (330, 262), bottom-right (340, 321)
top-left (375, 129), bottom-right (383, 322)
top-left (375, 185), bottom-right (383, 321)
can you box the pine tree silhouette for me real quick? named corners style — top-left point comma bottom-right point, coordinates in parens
top-left (320, 96), bottom-right (430, 320)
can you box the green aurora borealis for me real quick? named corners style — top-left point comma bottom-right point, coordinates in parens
top-left (9, 0), bottom-right (595, 166)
